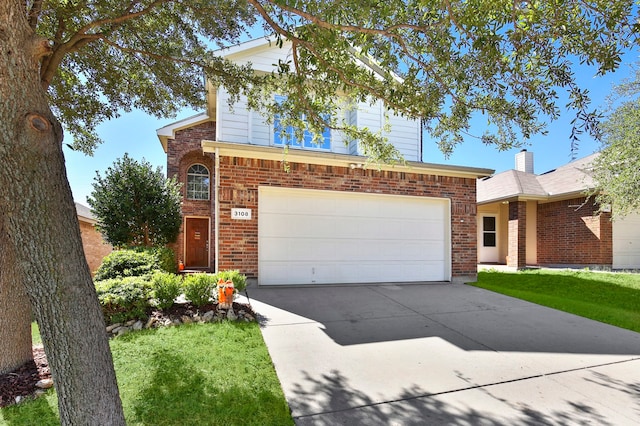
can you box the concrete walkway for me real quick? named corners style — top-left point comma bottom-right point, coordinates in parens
top-left (244, 282), bottom-right (640, 425)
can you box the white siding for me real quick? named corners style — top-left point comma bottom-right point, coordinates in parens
top-left (384, 112), bottom-right (420, 161)
top-left (216, 42), bottom-right (422, 157)
top-left (216, 87), bottom-right (250, 143)
top-left (250, 110), bottom-right (271, 146)
top-left (225, 44), bottom-right (294, 73)
top-left (351, 100), bottom-right (421, 160)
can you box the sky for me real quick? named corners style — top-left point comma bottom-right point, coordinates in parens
top-left (64, 52), bottom-right (639, 206)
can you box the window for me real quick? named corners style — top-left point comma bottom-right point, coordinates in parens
top-left (482, 216), bottom-right (496, 247)
top-left (186, 164), bottom-right (209, 200)
top-left (273, 95), bottom-right (330, 150)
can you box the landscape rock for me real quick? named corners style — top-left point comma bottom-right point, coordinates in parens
top-left (145, 317), bottom-right (157, 329)
top-left (227, 309), bottom-right (237, 321)
top-left (181, 315), bottom-right (192, 324)
top-left (202, 311), bottom-right (215, 322)
top-left (35, 379), bottom-right (53, 389)
top-left (117, 327), bottom-right (130, 336)
top-left (133, 320), bottom-right (144, 330)
top-left (106, 323), bottom-right (122, 333)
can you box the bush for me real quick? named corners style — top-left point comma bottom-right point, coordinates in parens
top-left (151, 246), bottom-right (178, 274)
top-left (151, 272), bottom-right (182, 310)
top-left (215, 270), bottom-right (247, 293)
top-left (95, 277), bottom-right (152, 324)
top-left (94, 250), bottom-right (158, 281)
top-left (182, 273), bottom-right (216, 307)
top-left (131, 246), bottom-right (177, 274)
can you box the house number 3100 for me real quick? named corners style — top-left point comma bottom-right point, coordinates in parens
top-left (231, 208), bottom-right (252, 220)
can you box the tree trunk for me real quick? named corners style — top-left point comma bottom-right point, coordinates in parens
top-left (0, 226), bottom-right (33, 375)
top-left (0, 2), bottom-right (125, 424)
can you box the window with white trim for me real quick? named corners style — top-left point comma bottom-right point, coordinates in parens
top-left (186, 164), bottom-right (210, 200)
top-left (482, 216), bottom-right (496, 247)
top-left (274, 95), bottom-right (331, 150)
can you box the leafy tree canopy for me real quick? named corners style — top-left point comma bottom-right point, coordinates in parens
top-left (33, 0), bottom-right (639, 163)
top-left (592, 64), bottom-right (640, 218)
top-left (88, 154), bottom-right (182, 247)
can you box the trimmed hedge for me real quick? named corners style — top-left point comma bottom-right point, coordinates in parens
top-left (95, 277), bottom-right (152, 324)
top-left (215, 270), bottom-right (247, 293)
top-left (151, 271), bottom-right (182, 310)
top-left (183, 274), bottom-right (216, 307)
top-left (95, 247), bottom-right (177, 281)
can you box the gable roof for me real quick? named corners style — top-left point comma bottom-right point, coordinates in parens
top-left (75, 202), bottom-right (96, 224)
top-left (478, 153), bottom-right (598, 204)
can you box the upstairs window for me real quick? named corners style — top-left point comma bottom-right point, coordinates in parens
top-left (274, 95), bottom-right (331, 150)
top-left (186, 164), bottom-right (210, 200)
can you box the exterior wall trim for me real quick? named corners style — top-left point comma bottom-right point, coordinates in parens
top-left (202, 140), bottom-right (493, 179)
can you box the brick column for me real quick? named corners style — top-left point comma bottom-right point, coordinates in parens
top-left (508, 201), bottom-right (527, 269)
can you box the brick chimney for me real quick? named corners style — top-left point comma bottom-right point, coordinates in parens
top-left (515, 149), bottom-right (534, 174)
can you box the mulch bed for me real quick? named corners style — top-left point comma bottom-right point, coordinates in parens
top-left (0, 301), bottom-right (256, 408)
top-left (0, 346), bottom-right (50, 408)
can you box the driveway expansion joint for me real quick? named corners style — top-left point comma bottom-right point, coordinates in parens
top-left (293, 357), bottom-right (640, 421)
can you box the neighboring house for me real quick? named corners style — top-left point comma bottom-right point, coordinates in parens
top-left (477, 150), bottom-right (640, 270)
top-left (75, 202), bottom-right (112, 275)
top-left (156, 37), bottom-right (493, 286)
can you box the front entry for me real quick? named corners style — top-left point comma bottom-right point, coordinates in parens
top-left (185, 218), bottom-right (209, 268)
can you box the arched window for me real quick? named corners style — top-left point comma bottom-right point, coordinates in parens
top-left (186, 164), bottom-right (210, 200)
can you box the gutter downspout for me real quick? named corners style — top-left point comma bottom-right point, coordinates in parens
top-left (214, 147), bottom-right (220, 273)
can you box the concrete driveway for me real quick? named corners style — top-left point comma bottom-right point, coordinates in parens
top-left (244, 282), bottom-right (640, 425)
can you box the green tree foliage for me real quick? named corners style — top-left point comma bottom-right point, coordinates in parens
top-left (242, 0), bottom-right (639, 160)
top-left (5, 1), bottom-right (640, 423)
top-left (88, 154), bottom-right (182, 247)
top-left (592, 65), bottom-right (640, 218)
top-left (34, 1), bottom-right (639, 160)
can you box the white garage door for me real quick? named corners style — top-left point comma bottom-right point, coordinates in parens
top-left (613, 212), bottom-right (640, 270)
top-left (258, 187), bottom-right (451, 285)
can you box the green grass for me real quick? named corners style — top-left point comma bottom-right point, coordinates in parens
top-left (1, 322), bottom-right (293, 426)
top-left (472, 269), bottom-right (640, 332)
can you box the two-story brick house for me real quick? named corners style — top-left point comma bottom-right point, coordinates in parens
top-left (157, 37), bottom-right (493, 286)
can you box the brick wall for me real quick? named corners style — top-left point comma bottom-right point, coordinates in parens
top-left (507, 201), bottom-right (527, 268)
top-left (216, 157), bottom-right (478, 279)
top-left (166, 122), bottom-right (216, 268)
top-left (537, 197), bottom-right (612, 266)
top-left (78, 220), bottom-right (112, 276)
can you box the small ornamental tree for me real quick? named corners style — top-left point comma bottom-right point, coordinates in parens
top-left (89, 154), bottom-right (182, 248)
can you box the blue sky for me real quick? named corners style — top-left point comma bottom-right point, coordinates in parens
top-left (64, 53), bottom-right (639, 206)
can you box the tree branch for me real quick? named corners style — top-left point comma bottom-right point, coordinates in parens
top-left (26, 0), bottom-right (44, 30)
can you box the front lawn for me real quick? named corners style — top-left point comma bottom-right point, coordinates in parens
top-left (472, 269), bottom-right (640, 333)
top-left (1, 322), bottom-right (293, 426)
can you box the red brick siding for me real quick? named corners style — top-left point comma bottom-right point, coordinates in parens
top-left (537, 197), bottom-right (612, 265)
top-left (507, 201), bottom-right (527, 268)
top-left (216, 157), bottom-right (478, 279)
top-left (78, 220), bottom-right (112, 276)
top-left (166, 122), bottom-right (216, 268)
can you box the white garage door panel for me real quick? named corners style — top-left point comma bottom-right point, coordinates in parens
top-left (258, 187), bottom-right (451, 285)
top-left (613, 212), bottom-right (640, 269)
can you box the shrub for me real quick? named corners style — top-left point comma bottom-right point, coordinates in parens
top-left (151, 272), bottom-right (182, 310)
top-left (95, 277), bottom-right (152, 324)
top-left (215, 270), bottom-right (247, 293)
top-left (131, 246), bottom-right (177, 274)
top-left (151, 246), bottom-right (178, 274)
top-left (94, 250), bottom-right (158, 281)
top-left (182, 273), bottom-right (216, 307)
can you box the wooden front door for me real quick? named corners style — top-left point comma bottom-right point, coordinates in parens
top-left (185, 218), bottom-right (209, 268)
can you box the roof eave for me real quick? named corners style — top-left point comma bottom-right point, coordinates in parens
top-left (202, 140), bottom-right (494, 179)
